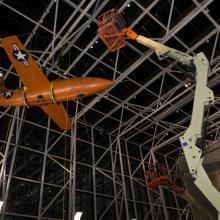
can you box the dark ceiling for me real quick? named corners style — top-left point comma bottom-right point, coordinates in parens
top-left (0, 0), bottom-right (220, 219)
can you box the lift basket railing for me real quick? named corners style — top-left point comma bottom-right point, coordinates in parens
top-left (98, 9), bottom-right (127, 52)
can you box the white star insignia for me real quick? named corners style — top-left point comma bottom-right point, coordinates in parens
top-left (4, 91), bottom-right (13, 98)
top-left (14, 50), bottom-right (27, 61)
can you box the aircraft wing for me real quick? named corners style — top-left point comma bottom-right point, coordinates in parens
top-left (1, 36), bottom-right (72, 130)
top-left (1, 35), bottom-right (49, 87)
top-left (41, 103), bottom-right (72, 130)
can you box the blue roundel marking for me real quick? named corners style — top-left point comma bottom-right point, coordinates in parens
top-left (12, 49), bottom-right (29, 62)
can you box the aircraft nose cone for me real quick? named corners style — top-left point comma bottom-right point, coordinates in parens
top-left (85, 78), bottom-right (114, 95)
top-left (74, 77), bottom-right (113, 97)
top-left (97, 78), bottom-right (114, 90)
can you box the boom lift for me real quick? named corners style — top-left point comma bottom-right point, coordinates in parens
top-left (98, 9), bottom-right (220, 219)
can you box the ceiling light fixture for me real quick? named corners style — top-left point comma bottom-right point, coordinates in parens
top-left (0, 201), bottom-right (4, 211)
top-left (74, 212), bottom-right (83, 220)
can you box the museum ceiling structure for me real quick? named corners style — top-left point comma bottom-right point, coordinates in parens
top-left (0, 0), bottom-right (220, 219)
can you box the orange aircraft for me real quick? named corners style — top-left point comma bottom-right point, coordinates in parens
top-left (0, 36), bottom-right (113, 130)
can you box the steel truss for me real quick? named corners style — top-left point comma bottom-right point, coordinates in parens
top-left (0, 0), bottom-right (219, 219)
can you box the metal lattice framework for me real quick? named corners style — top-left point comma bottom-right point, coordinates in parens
top-left (0, 0), bottom-right (220, 219)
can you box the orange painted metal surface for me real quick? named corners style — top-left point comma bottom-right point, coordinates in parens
top-left (0, 36), bottom-right (113, 129)
top-left (1, 36), bottom-right (49, 87)
top-left (0, 77), bottom-right (113, 107)
top-left (126, 28), bottom-right (138, 40)
top-left (98, 9), bottom-right (127, 52)
top-left (97, 9), bottom-right (138, 52)
top-left (146, 163), bottom-right (184, 193)
top-left (41, 103), bottom-right (73, 130)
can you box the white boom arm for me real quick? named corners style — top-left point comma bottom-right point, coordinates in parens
top-left (136, 35), bottom-right (220, 219)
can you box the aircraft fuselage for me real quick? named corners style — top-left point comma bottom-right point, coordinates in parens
top-left (0, 77), bottom-right (113, 107)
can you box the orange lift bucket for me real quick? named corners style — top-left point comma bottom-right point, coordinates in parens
top-left (145, 163), bottom-right (184, 193)
top-left (146, 163), bottom-right (169, 188)
top-left (98, 9), bottom-right (126, 52)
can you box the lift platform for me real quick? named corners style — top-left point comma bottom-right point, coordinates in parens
top-left (146, 163), bottom-right (184, 193)
top-left (98, 9), bottom-right (127, 52)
